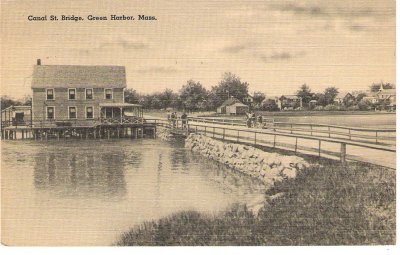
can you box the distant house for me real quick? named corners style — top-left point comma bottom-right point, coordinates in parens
top-left (31, 59), bottom-right (142, 127)
top-left (334, 92), bottom-right (356, 105)
top-left (361, 92), bottom-right (379, 104)
top-left (243, 94), bottom-right (254, 105)
top-left (217, 97), bottom-right (249, 115)
top-left (360, 83), bottom-right (396, 110)
top-left (278, 95), bottom-right (302, 110)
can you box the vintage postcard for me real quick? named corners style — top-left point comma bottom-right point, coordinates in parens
top-left (0, 0), bottom-right (396, 248)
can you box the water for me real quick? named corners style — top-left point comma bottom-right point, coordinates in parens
top-left (1, 139), bottom-right (265, 246)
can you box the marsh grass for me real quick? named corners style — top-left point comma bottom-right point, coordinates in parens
top-left (116, 160), bottom-right (395, 245)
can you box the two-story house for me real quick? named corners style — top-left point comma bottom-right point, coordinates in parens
top-left (31, 59), bottom-right (142, 127)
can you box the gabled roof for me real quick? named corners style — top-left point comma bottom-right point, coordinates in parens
top-left (336, 92), bottom-right (352, 99)
top-left (219, 97), bottom-right (242, 107)
top-left (31, 65), bottom-right (126, 89)
top-left (228, 102), bottom-right (248, 107)
top-left (377, 89), bottom-right (396, 95)
top-left (280, 95), bottom-right (298, 100)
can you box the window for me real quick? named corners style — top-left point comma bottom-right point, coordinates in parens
top-left (105, 108), bottom-right (113, 118)
top-left (105, 88), bottom-right (113, 100)
top-left (68, 88), bottom-right (76, 100)
top-left (85, 88), bottom-right (93, 100)
top-left (86, 106), bottom-right (93, 119)
top-left (68, 107), bottom-right (77, 119)
top-left (46, 107), bottom-right (55, 120)
top-left (46, 89), bottom-right (54, 100)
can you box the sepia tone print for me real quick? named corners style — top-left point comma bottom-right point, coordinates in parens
top-left (0, 0), bottom-right (396, 246)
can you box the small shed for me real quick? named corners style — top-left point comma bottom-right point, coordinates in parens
top-left (217, 97), bottom-right (249, 115)
top-left (226, 102), bottom-right (249, 115)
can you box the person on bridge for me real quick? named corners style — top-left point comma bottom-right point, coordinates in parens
top-left (171, 112), bottom-right (177, 128)
top-left (257, 115), bottom-right (263, 128)
top-left (251, 112), bottom-right (256, 127)
top-left (167, 111), bottom-right (172, 127)
top-left (245, 111), bottom-right (252, 128)
top-left (181, 112), bottom-right (188, 129)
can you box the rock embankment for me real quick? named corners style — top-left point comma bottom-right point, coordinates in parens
top-left (156, 126), bottom-right (174, 141)
top-left (185, 133), bottom-right (310, 186)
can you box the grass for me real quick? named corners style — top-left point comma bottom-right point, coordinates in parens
top-left (116, 159), bottom-right (395, 245)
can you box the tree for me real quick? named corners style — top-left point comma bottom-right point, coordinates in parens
top-left (324, 87), bottom-right (339, 105)
top-left (210, 72), bottom-right (249, 109)
top-left (314, 93), bottom-right (326, 106)
top-left (124, 89), bottom-right (140, 104)
top-left (356, 93), bottom-right (367, 102)
top-left (296, 84), bottom-right (313, 105)
top-left (252, 92), bottom-right (266, 109)
top-left (179, 80), bottom-right (209, 111)
top-left (262, 99), bottom-right (279, 111)
top-left (370, 82), bottom-right (395, 92)
top-left (1, 96), bottom-right (22, 110)
top-left (159, 89), bottom-right (177, 109)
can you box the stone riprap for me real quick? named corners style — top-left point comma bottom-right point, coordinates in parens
top-left (156, 126), bottom-right (174, 141)
top-left (185, 133), bottom-right (310, 186)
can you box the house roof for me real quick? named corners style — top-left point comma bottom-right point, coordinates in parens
top-left (1, 105), bottom-right (31, 112)
top-left (228, 102), bottom-right (248, 107)
top-left (31, 65), bottom-right (126, 89)
top-left (280, 95), bottom-right (298, 100)
top-left (377, 89), bottom-right (396, 95)
top-left (336, 92), bottom-right (347, 98)
top-left (219, 97), bottom-right (242, 107)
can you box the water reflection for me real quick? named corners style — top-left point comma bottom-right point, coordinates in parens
top-left (3, 139), bottom-right (265, 245)
top-left (33, 146), bottom-right (143, 199)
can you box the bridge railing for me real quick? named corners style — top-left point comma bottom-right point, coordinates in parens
top-left (187, 116), bottom-right (395, 146)
top-left (150, 118), bottom-right (395, 169)
top-left (183, 122), bottom-right (396, 169)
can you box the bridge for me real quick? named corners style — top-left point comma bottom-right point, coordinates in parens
top-left (147, 116), bottom-right (396, 169)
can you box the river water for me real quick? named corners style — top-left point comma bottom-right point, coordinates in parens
top-left (1, 139), bottom-right (265, 246)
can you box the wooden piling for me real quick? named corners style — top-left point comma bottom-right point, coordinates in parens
top-left (340, 143), bottom-right (346, 165)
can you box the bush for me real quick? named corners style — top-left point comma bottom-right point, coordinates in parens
top-left (116, 160), bottom-right (395, 246)
top-left (346, 105), bottom-right (360, 111)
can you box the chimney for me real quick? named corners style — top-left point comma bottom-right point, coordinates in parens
top-left (37, 59), bottom-right (41, 65)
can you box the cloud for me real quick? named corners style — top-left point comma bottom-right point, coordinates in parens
top-left (136, 66), bottom-right (178, 74)
top-left (258, 51), bottom-right (306, 63)
top-left (271, 2), bottom-right (325, 16)
top-left (269, 1), bottom-right (394, 19)
top-left (99, 39), bottom-right (149, 50)
top-left (267, 0), bottom-right (394, 33)
top-left (222, 43), bottom-right (249, 54)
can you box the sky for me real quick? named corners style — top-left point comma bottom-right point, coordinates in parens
top-left (0, 0), bottom-right (396, 99)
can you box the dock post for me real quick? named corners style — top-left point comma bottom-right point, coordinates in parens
top-left (340, 143), bottom-right (346, 165)
top-left (117, 128), bottom-right (120, 138)
top-left (294, 137), bottom-right (298, 154)
top-left (318, 140), bottom-right (321, 157)
top-left (141, 128), bottom-right (144, 138)
top-left (107, 129), bottom-right (110, 139)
